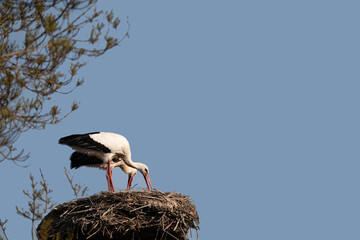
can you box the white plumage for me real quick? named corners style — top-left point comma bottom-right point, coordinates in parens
top-left (59, 132), bottom-right (153, 192)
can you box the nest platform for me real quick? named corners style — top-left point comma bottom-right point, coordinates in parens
top-left (36, 190), bottom-right (199, 240)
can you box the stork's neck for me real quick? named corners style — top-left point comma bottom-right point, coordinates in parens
top-left (123, 157), bottom-right (141, 170)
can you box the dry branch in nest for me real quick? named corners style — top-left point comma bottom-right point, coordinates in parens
top-left (36, 190), bottom-right (199, 240)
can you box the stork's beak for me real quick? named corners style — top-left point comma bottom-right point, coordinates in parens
top-left (127, 175), bottom-right (134, 190)
top-left (143, 174), bottom-right (153, 191)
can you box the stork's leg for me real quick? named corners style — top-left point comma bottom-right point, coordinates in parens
top-left (109, 167), bottom-right (115, 192)
top-left (127, 175), bottom-right (134, 190)
top-left (106, 161), bottom-right (113, 192)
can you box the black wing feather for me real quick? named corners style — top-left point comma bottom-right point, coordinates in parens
top-left (70, 151), bottom-right (103, 169)
top-left (59, 132), bottom-right (111, 153)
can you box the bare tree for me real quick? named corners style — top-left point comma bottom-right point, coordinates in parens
top-left (16, 169), bottom-right (56, 240)
top-left (1, 167), bottom-right (90, 239)
top-left (0, 219), bottom-right (9, 240)
top-left (64, 166), bottom-right (89, 199)
top-left (0, 0), bottom-right (129, 163)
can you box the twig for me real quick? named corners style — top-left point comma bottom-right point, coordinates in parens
top-left (129, 204), bottom-right (151, 213)
top-left (64, 167), bottom-right (89, 198)
top-left (0, 219), bottom-right (9, 240)
top-left (173, 219), bottom-right (180, 231)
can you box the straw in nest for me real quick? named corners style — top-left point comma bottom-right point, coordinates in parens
top-left (37, 190), bottom-right (199, 240)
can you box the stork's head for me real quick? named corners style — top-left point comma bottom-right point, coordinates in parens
top-left (138, 163), bottom-right (153, 191)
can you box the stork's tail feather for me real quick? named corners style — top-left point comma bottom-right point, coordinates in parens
top-left (70, 151), bottom-right (103, 169)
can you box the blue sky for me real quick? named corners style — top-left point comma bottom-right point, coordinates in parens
top-left (1, 0), bottom-right (360, 239)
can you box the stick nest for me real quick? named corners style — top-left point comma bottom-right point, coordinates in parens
top-left (37, 190), bottom-right (199, 240)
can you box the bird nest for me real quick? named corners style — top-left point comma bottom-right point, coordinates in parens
top-left (36, 190), bottom-right (199, 240)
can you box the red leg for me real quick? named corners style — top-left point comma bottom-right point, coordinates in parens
top-left (109, 168), bottom-right (115, 192)
top-left (106, 161), bottom-right (113, 192)
top-left (127, 175), bottom-right (133, 190)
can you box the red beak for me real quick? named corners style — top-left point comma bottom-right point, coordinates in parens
top-left (143, 174), bottom-right (153, 191)
top-left (127, 175), bottom-right (134, 190)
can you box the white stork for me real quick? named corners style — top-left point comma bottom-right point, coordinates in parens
top-left (68, 151), bottom-right (137, 191)
top-left (59, 132), bottom-right (153, 192)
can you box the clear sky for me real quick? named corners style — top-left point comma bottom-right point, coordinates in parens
top-left (1, 0), bottom-right (359, 239)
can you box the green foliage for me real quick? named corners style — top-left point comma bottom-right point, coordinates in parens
top-left (36, 218), bottom-right (76, 240)
top-left (0, 0), bottom-right (129, 163)
top-left (36, 218), bottom-right (52, 240)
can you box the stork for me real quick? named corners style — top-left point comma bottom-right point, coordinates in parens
top-left (69, 151), bottom-right (137, 191)
top-left (59, 132), bottom-right (153, 192)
